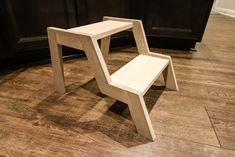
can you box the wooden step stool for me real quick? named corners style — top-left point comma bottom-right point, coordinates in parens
top-left (47, 16), bottom-right (178, 141)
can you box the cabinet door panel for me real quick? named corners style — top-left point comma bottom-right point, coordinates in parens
top-left (0, 0), bottom-right (77, 53)
top-left (77, 0), bottom-right (131, 25)
top-left (145, 0), bottom-right (213, 41)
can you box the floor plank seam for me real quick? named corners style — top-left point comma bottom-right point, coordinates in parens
top-left (155, 133), bottom-right (222, 149)
top-left (204, 107), bottom-right (223, 148)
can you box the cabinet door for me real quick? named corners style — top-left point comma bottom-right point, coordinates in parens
top-left (0, 0), bottom-right (77, 54)
top-left (145, 0), bottom-right (213, 41)
top-left (77, 0), bottom-right (131, 25)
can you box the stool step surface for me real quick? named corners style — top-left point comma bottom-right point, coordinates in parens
top-left (111, 54), bottom-right (169, 94)
top-left (68, 20), bottom-right (133, 39)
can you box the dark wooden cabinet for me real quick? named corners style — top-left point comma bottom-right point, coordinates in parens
top-left (0, 0), bottom-right (77, 56)
top-left (144, 0), bottom-right (214, 48)
top-left (77, 0), bottom-right (131, 25)
top-left (0, 0), bottom-right (214, 65)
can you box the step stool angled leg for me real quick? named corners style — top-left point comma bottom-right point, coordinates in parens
top-left (47, 28), bottom-right (66, 94)
top-left (132, 20), bottom-right (150, 54)
top-left (163, 58), bottom-right (178, 91)
top-left (102, 16), bottom-right (150, 55)
top-left (126, 92), bottom-right (155, 140)
top-left (100, 36), bottom-right (111, 62)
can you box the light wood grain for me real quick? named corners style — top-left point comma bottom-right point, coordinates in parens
top-left (126, 92), bottom-right (156, 140)
top-left (47, 28), bottom-right (66, 94)
top-left (100, 36), bottom-right (111, 62)
top-left (47, 17), bottom-right (178, 140)
top-left (68, 20), bottom-right (133, 40)
top-left (103, 16), bottom-right (150, 54)
top-left (163, 58), bottom-right (179, 91)
top-left (111, 54), bottom-right (169, 94)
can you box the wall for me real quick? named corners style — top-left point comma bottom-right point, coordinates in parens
top-left (214, 0), bottom-right (235, 18)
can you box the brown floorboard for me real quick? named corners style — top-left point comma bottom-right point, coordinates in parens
top-left (0, 14), bottom-right (235, 156)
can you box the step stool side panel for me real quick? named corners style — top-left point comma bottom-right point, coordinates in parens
top-left (47, 28), bottom-right (66, 94)
top-left (100, 36), bottom-right (111, 62)
top-left (163, 58), bottom-right (179, 91)
top-left (132, 20), bottom-right (150, 54)
top-left (79, 36), bottom-right (111, 86)
top-left (126, 92), bottom-right (155, 140)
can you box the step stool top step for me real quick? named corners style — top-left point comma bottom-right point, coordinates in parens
top-left (68, 20), bottom-right (133, 39)
top-left (111, 54), bottom-right (169, 94)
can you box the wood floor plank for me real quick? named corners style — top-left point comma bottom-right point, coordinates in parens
top-left (206, 107), bottom-right (235, 150)
top-left (0, 113), bottom-right (234, 157)
top-left (0, 14), bottom-right (235, 156)
top-left (144, 89), bottom-right (220, 147)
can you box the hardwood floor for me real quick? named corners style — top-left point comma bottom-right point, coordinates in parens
top-left (0, 14), bottom-right (235, 157)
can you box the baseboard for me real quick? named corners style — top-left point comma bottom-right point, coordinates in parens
top-left (215, 7), bottom-right (235, 18)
